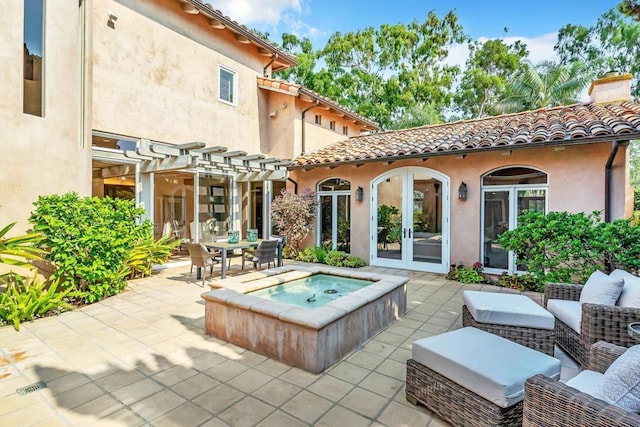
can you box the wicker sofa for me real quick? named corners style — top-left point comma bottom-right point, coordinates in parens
top-left (523, 342), bottom-right (640, 426)
top-left (544, 271), bottom-right (640, 368)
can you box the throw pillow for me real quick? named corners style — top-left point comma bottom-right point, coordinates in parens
top-left (610, 269), bottom-right (640, 308)
top-left (593, 345), bottom-right (640, 413)
top-left (579, 270), bottom-right (624, 306)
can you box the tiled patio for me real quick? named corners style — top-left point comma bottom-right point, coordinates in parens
top-left (0, 262), bottom-right (578, 426)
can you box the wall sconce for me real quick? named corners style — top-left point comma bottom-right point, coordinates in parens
top-left (355, 186), bottom-right (364, 202)
top-left (107, 11), bottom-right (118, 29)
top-left (458, 182), bottom-right (468, 201)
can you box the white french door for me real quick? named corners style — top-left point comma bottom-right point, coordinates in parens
top-left (371, 167), bottom-right (450, 273)
top-left (481, 186), bottom-right (548, 274)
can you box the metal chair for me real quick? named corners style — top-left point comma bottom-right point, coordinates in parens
top-left (186, 243), bottom-right (220, 287)
top-left (242, 240), bottom-right (279, 271)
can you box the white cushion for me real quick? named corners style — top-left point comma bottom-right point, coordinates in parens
top-left (610, 269), bottom-right (640, 308)
top-left (546, 299), bottom-right (582, 333)
top-left (579, 270), bottom-right (624, 306)
top-left (412, 327), bottom-right (561, 408)
top-left (593, 345), bottom-right (640, 412)
top-left (463, 290), bottom-right (554, 330)
top-left (565, 370), bottom-right (604, 396)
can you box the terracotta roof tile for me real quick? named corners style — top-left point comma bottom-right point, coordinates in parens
top-left (291, 101), bottom-right (640, 169)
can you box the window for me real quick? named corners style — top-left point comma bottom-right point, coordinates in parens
top-left (218, 65), bottom-right (236, 105)
top-left (330, 120), bottom-right (336, 130)
top-left (314, 114), bottom-right (322, 125)
top-left (342, 126), bottom-right (349, 136)
top-left (24, 0), bottom-right (45, 116)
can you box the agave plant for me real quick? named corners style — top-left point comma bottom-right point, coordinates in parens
top-left (0, 222), bottom-right (44, 271)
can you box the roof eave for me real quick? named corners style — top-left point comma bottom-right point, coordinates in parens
top-left (178, 0), bottom-right (298, 69)
top-left (297, 88), bottom-right (380, 131)
top-left (288, 134), bottom-right (638, 170)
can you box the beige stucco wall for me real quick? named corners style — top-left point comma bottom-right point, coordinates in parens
top-left (298, 107), bottom-right (363, 155)
top-left (0, 1), bottom-right (91, 234)
top-left (92, 0), bottom-right (269, 152)
top-left (291, 142), bottom-right (629, 267)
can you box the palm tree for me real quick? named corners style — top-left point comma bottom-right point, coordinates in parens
top-left (493, 60), bottom-right (593, 114)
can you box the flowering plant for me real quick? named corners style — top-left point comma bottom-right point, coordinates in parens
top-left (271, 188), bottom-right (317, 258)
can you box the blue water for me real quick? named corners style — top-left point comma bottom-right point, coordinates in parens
top-left (248, 274), bottom-right (373, 308)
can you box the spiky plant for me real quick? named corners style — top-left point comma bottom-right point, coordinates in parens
top-left (0, 222), bottom-right (44, 271)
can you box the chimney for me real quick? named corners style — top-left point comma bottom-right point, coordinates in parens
top-left (588, 72), bottom-right (633, 103)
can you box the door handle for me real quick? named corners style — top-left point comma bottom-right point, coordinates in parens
top-left (408, 228), bottom-right (412, 238)
top-left (403, 228), bottom-right (407, 238)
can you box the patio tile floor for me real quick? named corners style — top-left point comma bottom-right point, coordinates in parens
top-left (0, 261), bottom-right (578, 426)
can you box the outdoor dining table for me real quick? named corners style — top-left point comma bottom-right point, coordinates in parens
top-left (203, 238), bottom-right (284, 279)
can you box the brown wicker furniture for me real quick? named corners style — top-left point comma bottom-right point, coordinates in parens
top-left (186, 243), bottom-right (220, 287)
top-left (523, 341), bottom-right (640, 426)
top-left (544, 282), bottom-right (640, 367)
top-left (462, 291), bottom-right (555, 355)
top-left (406, 327), bottom-right (560, 427)
top-left (242, 239), bottom-right (278, 271)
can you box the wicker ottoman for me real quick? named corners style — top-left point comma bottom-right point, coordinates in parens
top-left (406, 327), bottom-right (561, 427)
top-left (462, 290), bottom-right (556, 355)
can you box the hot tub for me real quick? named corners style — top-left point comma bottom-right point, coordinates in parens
top-left (201, 265), bottom-right (408, 373)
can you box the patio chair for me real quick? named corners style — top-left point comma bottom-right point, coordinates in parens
top-left (186, 243), bottom-right (220, 287)
top-left (242, 239), bottom-right (278, 271)
top-left (523, 341), bottom-right (640, 426)
top-left (544, 269), bottom-right (640, 367)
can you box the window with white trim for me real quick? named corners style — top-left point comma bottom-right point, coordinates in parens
top-left (24, 0), bottom-right (45, 116)
top-left (218, 65), bottom-right (236, 105)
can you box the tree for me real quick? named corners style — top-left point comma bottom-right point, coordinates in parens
top-left (555, 7), bottom-right (640, 97)
top-left (455, 38), bottom-right (528, 118)
top-left (300, 10), bottom-right (468, 129)
top-left (492, 60), bottom-right (593, 114)
top-left (619, 0), bottom-right (640, 20)
top-left (271, 189), bottom-right (317, 258)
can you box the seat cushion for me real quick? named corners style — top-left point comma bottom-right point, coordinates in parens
top-left (546, 299), bottom-right (582, 333)
top-left (565, 370), bottom-right (604, 396)
top-left (579, 270), bottom-right (624, 306)
top-left (610, 269), bottom-right (640, 308)
top-left (593, 345), bottom-right (640, 413)
top-left (463, 290), bottom-right (554, 330)
top-left (412, 327), bottom-right (561, 408)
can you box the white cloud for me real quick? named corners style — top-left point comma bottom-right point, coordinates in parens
top-left (214, 0), bottom-right (302, 26)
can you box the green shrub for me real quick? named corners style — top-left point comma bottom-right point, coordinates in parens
top-left (126, 234), bottom-right (180, 279)
top-left (297, 247), bottom-right (319, 263)
top-left (0, 274), bottom-right (74, 330)
top-left (497, 273), bottom-right (543, 292)
top-left (322, 250), bottom-right (365, 268)
top-left (29, 193), bottom-right (152, 303)
top-left (342, 255), bottom-right (365, 268)
top-left (498, 210), bottom-right (640, 283)
top-left (446, 263), bottom-right (485, 284)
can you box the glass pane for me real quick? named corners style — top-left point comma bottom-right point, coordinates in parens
top-left (319, 195), bottom-right (332, 248)
top-left (376, 175), bottom-right (403, 260)
top-left (483, 167), bottom-right (547, 186)
top-left (318, 178), bottom-right (350, 191)
top-left (484, 191), bottom-right (509, 270)
top-left (24, 0), bottom-right (44, 116)
top-left (412, 174), bottom-right (442, 263)
top-left (336, 195), bottom-right (350, 252)
top-left (516, 189), bottom-right (546, 271)
top-left (250, 183), bottom-right (263, 238)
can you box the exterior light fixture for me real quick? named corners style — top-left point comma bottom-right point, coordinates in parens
top-left (355, 186), bottom-right (364, 202)
top-left (458, 182), bottom-right (467, 201)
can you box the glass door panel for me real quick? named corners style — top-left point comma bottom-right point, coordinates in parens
top-left (411, 173), bottom-right (442, 264)
top-left (483, 191), bottom-right (510, 270)
top-left (376, 175), bottom-right (403, 260)
top-left (319, 195), bottom-right (332, 248)
top-left (515, 189), bottom-right (546, 271)
top-left (336, 195), bottom-right (350, 252)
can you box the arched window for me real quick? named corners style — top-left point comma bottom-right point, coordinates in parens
top-left (317, 178), bottom-right (351, 251)
top-left (481, 167), bottom-right (548, 273)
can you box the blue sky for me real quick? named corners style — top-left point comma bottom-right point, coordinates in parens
top-left (216, 0), bottom-right (618, 65)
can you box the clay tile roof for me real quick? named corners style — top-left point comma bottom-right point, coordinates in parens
top-left (290, 101), bottom-right (640, 169)
top-left (257, 76), bottom-right (380, 130)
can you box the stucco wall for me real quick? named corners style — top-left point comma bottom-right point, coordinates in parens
top-left (291, 142), bottom-right (629, 267)
top-left (92, 0), bottom-right (267, 152)
top-left (298, 108), bottom-right (363, 155)
top-left (0, 1), bottom-right (91, 233)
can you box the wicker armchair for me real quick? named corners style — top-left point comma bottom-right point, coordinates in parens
top-left (523, 342), bottom-right (640, 426)
top-left (544, 282), bottom-right (640, 367)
